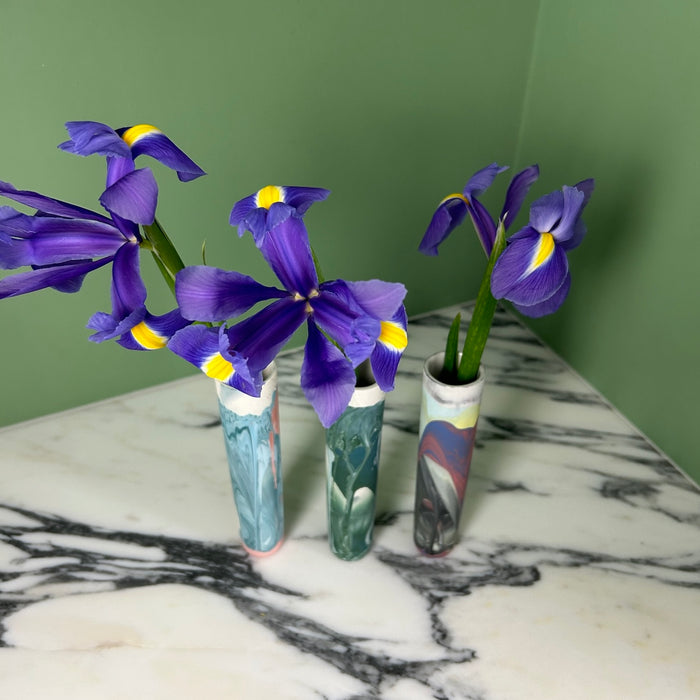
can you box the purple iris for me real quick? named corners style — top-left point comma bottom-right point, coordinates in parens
top-left (229, 185), bottom-right (331, 243)
top-left (490, 179), bottom-right (594, 317)
top-left (419, 164), bottom-right (540, 256)
top-left (171, 213), bottom-right (407, 427)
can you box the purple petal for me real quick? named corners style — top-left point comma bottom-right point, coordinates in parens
top-left (491, 234), bottom-right (569, 306)
top-left (500, 165), bottom-right (539, 230)
top-left (229, 193), bottom-right (257, 226)
top-left (418, 198), bottom-right (468, 256)
top-left (310, 288), bottom-right (372, 349)
top-left (175, 265), bottom-right (285, 322)
top-left (106, 156), bottom-right (136, 188)
top-left (59, 121), bottom-right (130, 158)
top-left (117, 309), bottom-right (192, 351)
top-left (0, 181), bottom-right (112, 224)
top-left (117, 126), bottom-right (206, 182)
top-left (370, 305), bottom-right (408, 391)
top-left (109, 243), bottom-right (146, 319)
top-left (87, 306), bottom-right (145, 344)
top-left (99, 168), bottom-right (158, 225)
top-left (0, 217), bottom-right (125, 268)
top-left (301, 321), bottom-right (357, 428)
top-left (550, 186), bottom-right (585, 244)
top-left (257, 216), bottom-right (318, 295)
top-left (336, 279), bottom-right (407, 320)
top-left (463, 163), bottom-right (508, 199)
top-left (0, 257), bottom-right (113, 299)
top-left (529, 190), bottom-right (564, 233)
top-left (225, 296), bottom-right (308, 373)
top-left (513, 271), bottom-right (571, 318)
top-left (282, 186), bottom-right (331, 215)
top-left (468, 197), bottom-right (497, 256)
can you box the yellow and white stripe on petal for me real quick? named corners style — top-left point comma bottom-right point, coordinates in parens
top-left (378, 320), bottom-right (408, 352)
top-left (121, 124), bottom-right (162, 147)
top-left (439, 193), bottom-right (470, 207)
top-left (527, 232), bottom-right (555, 273)
top-left (202, 352), bottom-right (236, 383)
top-left (130, 321), bottom-right (168, 350)
top-left (255, 185), bottom-right (286, 210)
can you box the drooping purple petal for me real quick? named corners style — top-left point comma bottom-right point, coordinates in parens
top-left (116, 126), bottom-right (206, 182)
top-left (59, 121), bottom-right (130, 158)
top-left (491, 234), bottom-right (569, 306)
top-left (225, 296), bottom-right (308, 374)
top-left (370, 305), bottom-right (408, 392)
top-left (0, 257), bottom-right (113, 299)
top-left (99, 168), bottom-right (158, 225)
top-left (87, 306), bottom-right (145, 344)
top-left (311, 288), bottom-right (373, 350)
top-left (117, 309), bottom-right (192, 351)
top-left (513, 271), bottom-right (571, 318)
top-left (109, 242), bottom-right (146, 320)
top-left (167, 324), bottom-right (258, 394)
top-left (463, 163), bottom-right (508, 199)
top-left (301, 320), bottom-right (357, 428)
top-left (500, 165), bottom-right (539, 230)
top-left (0, 181), bottom-right (113, 224)
top-left (418, 197), bottom-right (468, 256)
top-left (257, 215), bottom-right (318, 296)
top-left (175, 265), bottom-right (286, 322)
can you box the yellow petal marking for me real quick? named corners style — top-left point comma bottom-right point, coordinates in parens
top-left (531, 232), bottom-right (555, 270)
top-left (121, 124), bottom-right (161, 147)
top-left (378, 321), bottom-right (408, 351)
top-left (131, 321), bottom-right (167, 350)
top-left (203, 353), bottom-right (235, 382)
top-left (440, 193), bottom-right (470, 206)
top-left (255, 185), bottom-right (285, 210)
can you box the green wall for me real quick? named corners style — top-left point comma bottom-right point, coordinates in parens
top-left (516, 0), bottom-right (700, 483)
top-left (1, 1), bottom-right (697, 484)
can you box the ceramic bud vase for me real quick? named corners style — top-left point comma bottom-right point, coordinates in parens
top-left (216, 363), bottom-right (284, 557)
top-left (414, 352), bottom-right (485, 557)
top-left (325, 365), bottom-right (385, 561)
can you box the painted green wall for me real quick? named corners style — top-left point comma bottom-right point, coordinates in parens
top-left (1, 1), bottom-right (697, 485)
top-left (515, 0), bottom-right (700, 483)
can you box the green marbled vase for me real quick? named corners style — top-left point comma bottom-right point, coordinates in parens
top-left (325, 374), bottom-right (385, 561)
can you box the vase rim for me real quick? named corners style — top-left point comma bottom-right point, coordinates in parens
top-left (423, 351), bottom-right (485, 389)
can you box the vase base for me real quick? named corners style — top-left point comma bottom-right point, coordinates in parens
top-left (243, 538), bottom-right (284, 558)
top-left (415, 545), bottom-right (454, 558)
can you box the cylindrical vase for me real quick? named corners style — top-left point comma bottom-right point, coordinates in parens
top-left (216, 363), bottom-right (284, 556)
top-left (413, 352), bottom-right (485, 556)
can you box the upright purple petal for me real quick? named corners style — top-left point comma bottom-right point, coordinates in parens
top-left (257, 216), bottom-right (318, 295)
top-left (468, 197), bottom-right (497, 256)
top-left (500, 165), bottom-right (539, 230)
top-left (282, 186), bottom-right (331, 215)
top-left (175, 265), bottom-right (285, 322)
top-left (550, 186), bottom-right (585, 244)
top-left (463, 163), bottom-right (508, 199)
top-left (99, 168), bottom-right (158, 225)
top-left (529, 190), bottom-right (564, 233)
top-left (301, 321), bottom-right (357, 428)
top-left (59, 121), bottom-right (130, 158)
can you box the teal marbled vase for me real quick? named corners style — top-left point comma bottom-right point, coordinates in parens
top-left (216, 363), bottom-right (284, 557)
top-left (325, 369), bottom-right (385, 561)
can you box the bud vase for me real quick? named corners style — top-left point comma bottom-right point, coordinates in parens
top-left (414, 352), bottom-right (485, 557)
top-left (216, 363), bottom-right (284, 557)
top-left (325, 368), bottom-right (385, 561)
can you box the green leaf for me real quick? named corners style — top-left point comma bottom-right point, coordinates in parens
top-left (442, 313), bottom-right (461, 382)
top-left (457, 219), bottom-right (507, 383)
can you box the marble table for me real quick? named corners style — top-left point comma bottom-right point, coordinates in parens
top-left (1, 302), bottom-right (698, 699)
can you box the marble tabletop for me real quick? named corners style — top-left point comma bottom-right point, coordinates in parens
top-left (0, 302), bottom-right (698, 700)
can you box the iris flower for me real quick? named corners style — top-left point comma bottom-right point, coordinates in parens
top-left (419, 163), bottom-right (540, 257)
top-left (229, 185), bottom-right (330, 243)
top-left (490, 179), bottom-right (594, 317)
top-left (171, 213), bottom-right (407, 427)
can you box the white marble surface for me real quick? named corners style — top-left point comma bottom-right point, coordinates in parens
top-left (1, 302), bottom-right (698, 699)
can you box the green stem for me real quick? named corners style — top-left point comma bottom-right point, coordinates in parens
top-left (456, 219), bottom-right (507, 383)
top-left (141, 217), bottom-right (186, 298)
